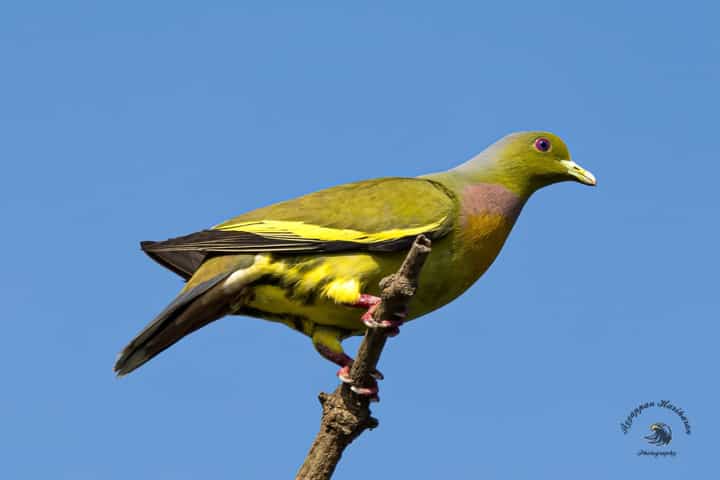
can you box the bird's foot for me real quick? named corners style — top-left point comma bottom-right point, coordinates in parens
top-left (353, 294), bottom-right (381, 309)
top-left (337, 364), bottom-right (384, 382)
top-left (361, 310), bottom-right (404, 331)
top-left (337, 364), bottom-right (382, 401)
top-left (351, 384), bottom-right (379, 401)
top-left (315, 344), bottom-right (381, 400)
top-left (337, 365), bottom-right (353, 383)
top-left (353, 294), bottom-right (406, 336)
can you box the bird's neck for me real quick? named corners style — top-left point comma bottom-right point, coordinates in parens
top-left (457, 182), bottom-right (526, 221)
top-left (445, 148), bottom-right (538, 198)
top-left (424, 170), bottom-right (528, 291)
top-left (425, 166), bottom-right (530, 217)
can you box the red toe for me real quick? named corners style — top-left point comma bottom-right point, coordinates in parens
top-left (350, 384), bottom-right (379, 396)
top-left (337, 365), bottom-right (352, 383)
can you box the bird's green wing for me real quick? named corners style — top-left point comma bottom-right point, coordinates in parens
top-left (142, 177), bottom-right (457, 278)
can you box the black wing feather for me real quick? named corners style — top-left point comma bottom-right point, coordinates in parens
top-left (141, 229), bottom-right (430, 278)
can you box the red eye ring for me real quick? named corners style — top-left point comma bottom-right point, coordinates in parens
top-left (534, 137), bottom-right (552, 152)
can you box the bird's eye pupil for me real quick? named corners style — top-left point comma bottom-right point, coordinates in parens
top-left (534, 137), bottom-right (552, 152)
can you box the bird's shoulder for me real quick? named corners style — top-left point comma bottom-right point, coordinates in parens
top-left (215, 176), bottom-right (459, 234)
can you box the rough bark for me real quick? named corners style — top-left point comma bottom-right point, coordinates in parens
top-left (296, 235), bottom-right (433, 480)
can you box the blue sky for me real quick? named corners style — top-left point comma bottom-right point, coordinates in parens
top-left (1, 1), bottom-right (717, 478)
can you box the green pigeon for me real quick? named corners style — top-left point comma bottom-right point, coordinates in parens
top-left (114, 131), bottom-right (596, 396)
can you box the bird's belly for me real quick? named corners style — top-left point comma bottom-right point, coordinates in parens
top-left (243, 284), bottom-right (368, 332)
top-left (239, 252), bottom-right (397, 333)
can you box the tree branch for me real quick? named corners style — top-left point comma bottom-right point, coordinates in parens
top-left (296, 235), bottom-right (433, 480)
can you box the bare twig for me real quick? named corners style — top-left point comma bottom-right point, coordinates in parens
top-left (296, 235), bottom-right (433, 480)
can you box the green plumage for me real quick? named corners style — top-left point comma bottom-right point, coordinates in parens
top-left (219, 177), bottom-right (457, 234)
top-left (115, 131), bottom-right (596, 377)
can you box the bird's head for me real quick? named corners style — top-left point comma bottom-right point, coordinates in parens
top-left (456, 131), bottom-right (596, 197)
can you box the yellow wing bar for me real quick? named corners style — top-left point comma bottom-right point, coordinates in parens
top-left (213, 218), bottom-right (447, 244)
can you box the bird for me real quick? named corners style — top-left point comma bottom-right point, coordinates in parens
top-left (114, 131), bottom-right (596, 397)
top-left (644, 423), bottom-right (672, 446)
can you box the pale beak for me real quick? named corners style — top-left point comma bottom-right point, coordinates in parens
top-left (560, 159), bottom-right (597, 186)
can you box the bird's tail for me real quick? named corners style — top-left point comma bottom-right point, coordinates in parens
top-left (114, 268), bottom-right (241, 377)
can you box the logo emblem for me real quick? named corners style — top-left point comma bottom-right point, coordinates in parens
top-left (619, 400), bottom-right (690, 457)
top-left (644, 423), bottom-right (672, 446)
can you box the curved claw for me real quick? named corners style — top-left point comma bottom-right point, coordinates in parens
top-left (337, 365), bottom-right (353, 384)
top-left (353, 294), bottom-right (407, 339)
top-left (361, 311), bottom-right (404, 330)
top-left (338, 365), bottom-right (384, 382)
top-left (350, 385), bottom-right (378, 396)
top-left (350, 384), bottom-right (379, 402)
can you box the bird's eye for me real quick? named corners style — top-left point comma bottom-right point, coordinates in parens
top-left (534, 137), bottom-right (552, 153)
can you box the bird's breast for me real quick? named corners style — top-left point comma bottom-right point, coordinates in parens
top-left (454, 183), bottom-right (525, 285)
